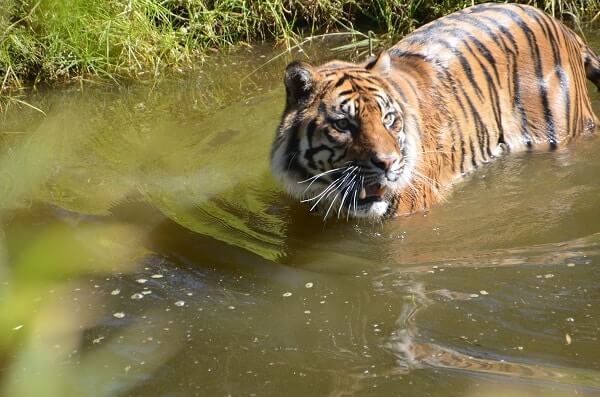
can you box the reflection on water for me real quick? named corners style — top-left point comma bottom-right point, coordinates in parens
top-left (0, 37), bottom-right (600, 396)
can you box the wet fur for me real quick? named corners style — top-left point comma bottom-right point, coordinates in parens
top-left (271, 3), bottom-right (599, 220)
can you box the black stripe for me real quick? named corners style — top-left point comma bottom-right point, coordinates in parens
top-left (469, 137), bottom-right (478, 169)
top-left (337, 89), bottom-right (354, 96)
top-left (335, 75), bottom-right (351, 87)
top-left (414, 25), bottom-right (503, 88)
top-left (332, 147), bottom-right (348, 164)
top-left (447, 13), bottom-right (507, 52)
top-left (461, 31), bottom-right (502, 87)
top-left (449, 122), bottom-right (457, 173)
top-left (459, 121), bottom-right (466, 175)
top-left (477, 15), bottom-right (519, 50)
top-left (283, 122), bottom-right (311, 180)
top-left (358, 76), bottom-right (385, 86)
top-left (374, 93), bottom-right (391, 107)
top-left (475, 12), bottom-right (528, 146)
top-left (454, 36), bottom-right (504, 153)
top-left (306, 119), bottom-right (317, 148)
top-left (322, 126), bottom-right (343, 144)
top-left (438, 39), bottom-right (484, 100)
top-left (339, 97), bottom-right (353, 108)
top-left (322, 67), bottom-right (365, 77)
top-left (388, 49), bottom-right (428, 61)
top-left (526, 9), bottom-right (565, 148)
top-left (386, 79), bottom-right (408, 102)
top-left (474, 6), bottom-right (554, 148)
top-left (547, 21), bottom-right (572, 137)
top-left (305, 145), bottom-right (334, 170)
top-left (402, 29), bottom-right (484, 100)
top-left (459, 85), bottom-right (488, 162)
top-left (445, 76), bottom-right (469, 121)
top-left (400, 70), bottom-right (422, 100)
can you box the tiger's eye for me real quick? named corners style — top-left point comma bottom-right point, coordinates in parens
top-left (334, 118), bottom-right (351, 132)
top-left (383, 112), bottom-right (396, 128)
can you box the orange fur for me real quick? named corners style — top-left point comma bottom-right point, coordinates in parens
top-left (270, 3), bottom-right (598, 220)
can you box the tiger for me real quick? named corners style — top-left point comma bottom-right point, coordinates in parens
top-left (269, 2), bottom-right (600, 221)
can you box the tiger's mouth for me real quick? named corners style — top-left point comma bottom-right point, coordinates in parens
top-left (358, 183), bottom-right (387, 205)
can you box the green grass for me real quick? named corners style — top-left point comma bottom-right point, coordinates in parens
top-left (1, 0), bottom-right (600, 109)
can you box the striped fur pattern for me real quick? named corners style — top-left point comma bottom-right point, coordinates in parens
top-left (270, 3), bottom-right (600, 220)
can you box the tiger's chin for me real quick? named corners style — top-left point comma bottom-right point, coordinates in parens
top-left (352, 199), bottom-right (390, 219)
top-left (351, 183), bottom-right (392, 219)
top-left (277, 167), bottom-right (411, 221)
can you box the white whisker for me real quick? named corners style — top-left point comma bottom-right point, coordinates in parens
top-left (301, 176), bottom-right (342, 203)
top-left (310, 168), bottom-right (357, 211)
top-left (412, 170), bottom-right (443, 196)
top-left (325, 172), bottom-right (358, 221)
top-left (301, 165), bottom-right (357, 195)
top-left (301, 169), bottom-right (350, 203)
top-left (338, 179), bottom-right (356, 218)
top-left (352, 188), bottom-right (358, 219)
top-left (351, 175), bottom-right (363, 217)
top-left (297, 166), bottom-right (344, 184)
top-left (323, 191), bottom-right (341, 221)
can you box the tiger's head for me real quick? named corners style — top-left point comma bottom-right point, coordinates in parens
top-left (270, 51), bottom-right (419, 220)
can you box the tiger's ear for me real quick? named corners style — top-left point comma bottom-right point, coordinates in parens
top-left (284, 61), bottom-right (314, 106)
top-left (366, 51), bottom-right (392, 75)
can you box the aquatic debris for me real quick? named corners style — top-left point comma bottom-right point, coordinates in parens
top-left (227, 306), bottom-right (235, 310)
top-left (479, 290), bottom-right (489, 295)
top-left (565, 333), bottom-right (572, 345)
top-left (567, 263), bottom-right (576, 267)
top-left (136, 278), bottom-right (148, 284)
top-left (151, 274), bottom-right (164, 279)
top-left (113, 312), bottom-right (126, 319)
top-left (304, 282), bottom-right (314, 289)
top-left (12, 325), bottom-right (23, 331)
top-left (110, 289), bottom-right (120, 295)
top-left (141, 290), bottom-right (152, 295)
top-left (174, 300), bottom-right (185, 307)
top-left (282, 292), bottom-right (292, 297)
top-left (544, 274), bottom-right (555, 279)
top-left (131, 293), bottom-right (144, 300)
top-left (469, 293), bottom-right (479, 298)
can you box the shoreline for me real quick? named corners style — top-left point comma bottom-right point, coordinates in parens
top-left (1, 0), bottom-right (599, 107)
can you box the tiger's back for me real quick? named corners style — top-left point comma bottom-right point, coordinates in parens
top-left (270, 3), bottom-right (599, 219)
top-left (383, 3), bottom-right (599, 213)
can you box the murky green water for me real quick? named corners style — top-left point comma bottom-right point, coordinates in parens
top-left (1, 36), bottom-right (600, 397)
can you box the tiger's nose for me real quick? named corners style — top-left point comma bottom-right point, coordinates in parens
top-left (371, 154), bottom-right (398, 171)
